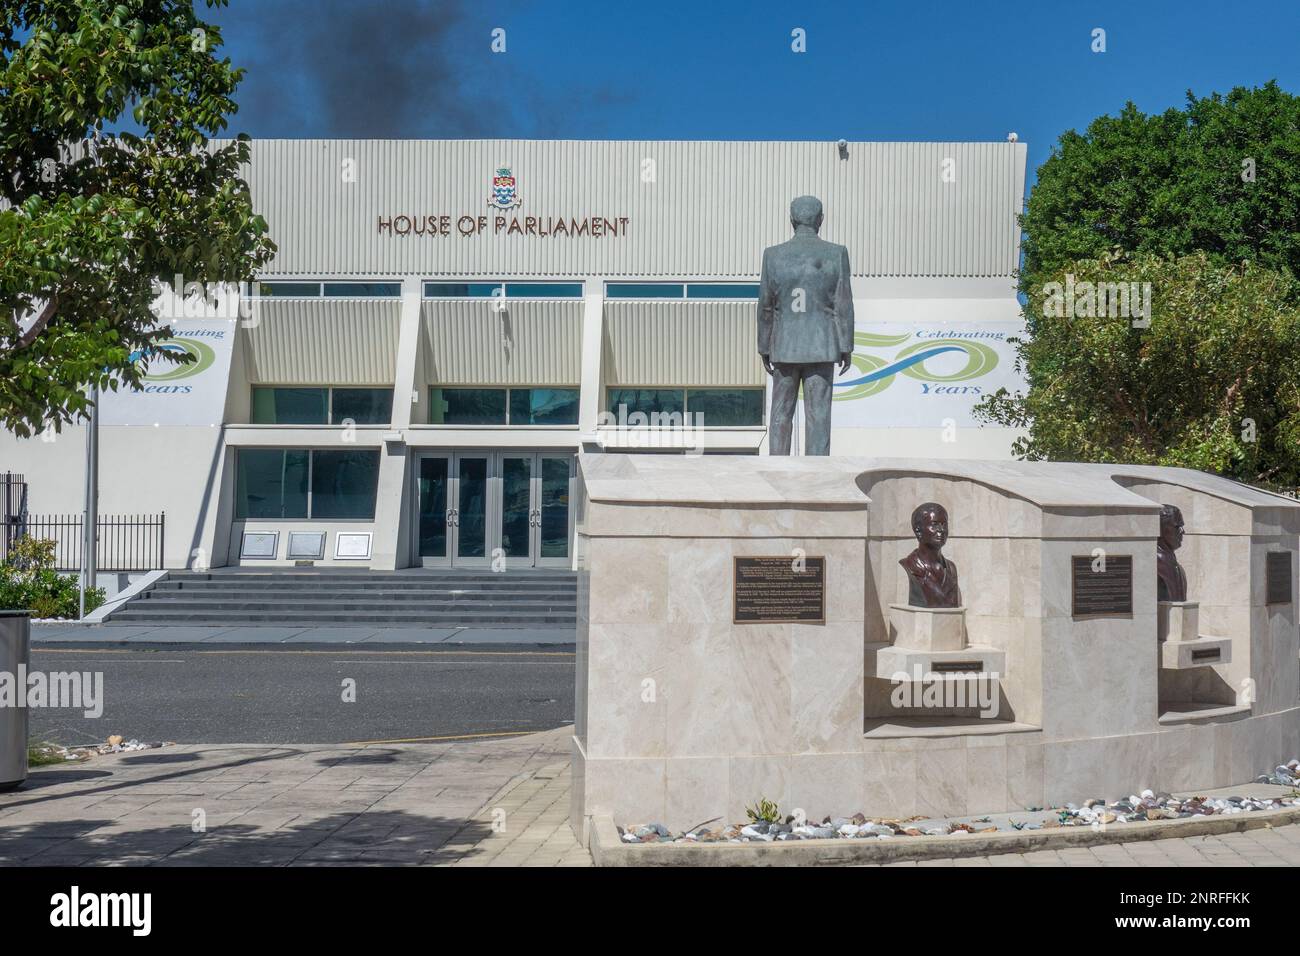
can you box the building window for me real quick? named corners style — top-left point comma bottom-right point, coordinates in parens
top-left (254, 281), bottom-right (400, 298)
top-left (251, 387), bottom-right (328, 425)
top-left (236, 449), bottom-right (310, 519)
top-left (504, 283), bottom-right (583, 298)
top-left (428, 387), bottom-right (580, 425)
top-left (323, 282), bottom-right (401, 297)
top-left (235, 449), bottom-right (380, 520)
top-left (251, 387), bottom-right (393, 425)
top-left (422, 282), bottom-right (503, 298)
top-left (423, 281), bottom-right (583, 299)
top-left (686, 283), bottom-right (760, 299)
top-left (606, 388), bottom-right (686, 418)
top-left (606, 387), bottom-right (764, 426)
top-left (257, 282), bottom-right (322, 297)
top-left (429, 388), bottom-right (508, 424)
top-left (605, 283), bottom-right (684, 299)
top-left (604, 282), bottom-right (759, 299)
top-left (310, 450), bottom-right (381, 519)
top-left (685, 388), bottom-right (765, 426)
top-left (508, 388), bottom-right (580, 425)
top-left (331, 388), bottom-right (393, 425)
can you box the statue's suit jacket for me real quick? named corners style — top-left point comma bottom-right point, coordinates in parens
top-left (757, 234), bottom-right (855, 365)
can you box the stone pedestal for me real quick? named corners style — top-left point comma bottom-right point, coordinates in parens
top-left (888, 603), bottom-right (966, 650)
top-left (1157, 600), bottom-right (1198, 643)
top-left (876, 604), bottom-right (1004, 680)
top-left (874, 643), bottom-right (1007, 681)
top-left (1157, 601), bottom-right (1233, 669)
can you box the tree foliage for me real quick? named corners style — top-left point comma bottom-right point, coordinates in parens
top-left (978, 252), bottom-right (1300, 486)
top-left (985, 82), bottom-right (1300, 485)
top-left (0, 0), bottom-right (275, 436)
top-left (1020, 81), bottom-right (1300, 293)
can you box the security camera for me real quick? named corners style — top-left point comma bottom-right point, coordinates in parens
top-left (836, 139), bottom-right (849, 159)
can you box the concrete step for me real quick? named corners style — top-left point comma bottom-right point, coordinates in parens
top-left (149, 582), bottom-right (576, 595)
top-left (107, 568), bottom-right (579, 627)
top-left (132, 599), bottom-right (577, 612)
top-left (141, 582), bottom-right (574, 598)
top-left (106, 610), bottom-right (577, 625)
top-left (166, 571), bottom-right (576, 583)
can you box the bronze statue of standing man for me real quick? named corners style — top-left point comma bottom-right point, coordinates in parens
top-left (757, 195), bottom-right (855, 456)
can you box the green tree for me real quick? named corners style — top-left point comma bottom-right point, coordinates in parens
top-left (0, 0), bottom-right (274, 437)
top-left (1021, 81), bottom-right (1300, 294)
top-left (978, 252), bottom-right (1300, 486)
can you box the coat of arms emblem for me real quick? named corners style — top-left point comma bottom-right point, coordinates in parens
top-left (489, 167), bottom-right (521, 209)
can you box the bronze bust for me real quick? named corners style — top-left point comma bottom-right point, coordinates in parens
top-left (1156, 503), bottom-right (1188, 602)
top-left (899, 502), bottom-right (961, 608)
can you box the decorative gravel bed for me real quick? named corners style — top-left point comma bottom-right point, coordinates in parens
top-left (618, 759), bottom-right (1300, 844)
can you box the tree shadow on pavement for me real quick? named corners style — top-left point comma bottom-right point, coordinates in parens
top-left (0, 809), bottom-right (502, 866)
top-left (0, 747), bottom-right (305, 811)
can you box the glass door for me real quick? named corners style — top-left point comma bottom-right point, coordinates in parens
top-left (415, 453), bottom-right (451, 567)
top-left (498, 453), bottom-right (536, 569)
top-left (535, 454), bottom-right (573, 567)
top-left (415, 451), bottom-right (572, 568)
top-left (453, 453), bottom-right (491, 567)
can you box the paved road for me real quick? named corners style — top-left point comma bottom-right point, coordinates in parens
top-left (26, 644), bottom-right (575, 746)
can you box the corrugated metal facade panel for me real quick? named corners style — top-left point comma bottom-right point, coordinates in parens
top-left (241, 299), bottom-right (400, 384)
top-left (238, 140), bottom-right (1026, 278)
top-left (421, 300), bottom-right (582, 385)
top-left (603, 301), bottom-right (765, 387)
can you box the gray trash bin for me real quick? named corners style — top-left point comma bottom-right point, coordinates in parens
top-left (0, 610), bottom-right (30, 791)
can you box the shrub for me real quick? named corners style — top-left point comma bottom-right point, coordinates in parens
top-left (0, 535), bottom-right (103, 619)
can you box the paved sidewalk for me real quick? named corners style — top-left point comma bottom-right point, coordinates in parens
top-left (8, 722), bottom-right (1300, 867)
top-left (32, 623), bottom-right (576, 645)
top-left (0, 727), bottom-right (589, 866)
top-left (873, 826), bottom-right (1300, 866)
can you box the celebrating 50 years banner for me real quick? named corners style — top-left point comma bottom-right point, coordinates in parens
top-left (97, 320), bottom-right (237, 427)
top-left (831, 321), bottom-right (1027, 428)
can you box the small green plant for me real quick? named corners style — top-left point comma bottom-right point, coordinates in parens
top-left (745, 797), bottom-right (781, 824)
top-left (0, 535), bottom-right (103, 619)
top-left (27, 740), bottom-right (69, 767)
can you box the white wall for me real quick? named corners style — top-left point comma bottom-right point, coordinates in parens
top-left (0, 425), bottom-right (227, 570)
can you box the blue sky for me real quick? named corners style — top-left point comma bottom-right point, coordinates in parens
top-left (206, 0), bottom-right (1300, 187)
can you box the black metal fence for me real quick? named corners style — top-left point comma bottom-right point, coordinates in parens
top-left (2, 512), bottom-right (165, 572)
top-left (2, 471), bottom-right (28, 558)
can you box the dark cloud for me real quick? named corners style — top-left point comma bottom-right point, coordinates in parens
top-left (209, 0), bottom-right (630, 139)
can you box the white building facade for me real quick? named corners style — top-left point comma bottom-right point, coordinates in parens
top-left (1, 139), bottom-right (1029, 573)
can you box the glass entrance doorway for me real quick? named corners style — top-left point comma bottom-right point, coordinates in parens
top-left (414, 452), bottom-right (574, 568)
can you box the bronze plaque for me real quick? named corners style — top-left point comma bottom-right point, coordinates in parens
top-left (930, 660), bottom-right (984, 674)
top-left (733, 556), bottom-right (825, 624)
top-left (1267, 552), bottom-right (1293, 605)
top-left (1192, 647), bottom-right (1221, 663)
top-left (1071, 555), bottom-right (1133, 617)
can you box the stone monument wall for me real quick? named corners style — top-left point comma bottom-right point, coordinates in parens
top-left (571, 455), bottom-right (1300, 840)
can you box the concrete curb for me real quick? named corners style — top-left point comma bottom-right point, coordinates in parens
top-left (589, 805), bottom-right (1300, 866)
top-left (84, 569), bottom-right (169, 623)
